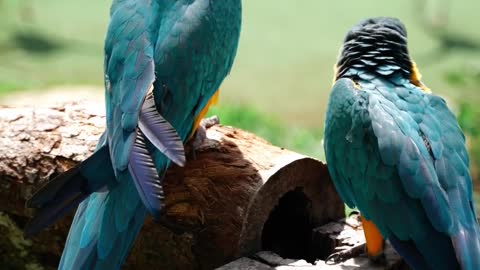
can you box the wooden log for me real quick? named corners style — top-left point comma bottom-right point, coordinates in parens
top-left (0, 101), bottom-right (345, 270)
top-left (217, 214), bottom-right (409, 270)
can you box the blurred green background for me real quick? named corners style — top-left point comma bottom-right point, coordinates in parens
top-left (1, 1), bottom-right (480, 200)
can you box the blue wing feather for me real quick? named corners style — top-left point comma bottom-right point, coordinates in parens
top-left (324, 77), bottom-right (480, 270)
top-left (56, 1), bottom-right (242, 269)
top-left (105, 0), bottom-right (158, 173)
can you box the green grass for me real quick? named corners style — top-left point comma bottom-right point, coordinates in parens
top-left (1, 0), bottom-right (479, 171)
top-left (1, 1), bottom-right (480, 125)
top-left (0, 0), bottom-right (108, 92)
top-left (457, 102), bottom-right (480, 181)
top-left (1, 0), bottom-right (480, 199)
top-left (207, 103), bottom-right (325, 161)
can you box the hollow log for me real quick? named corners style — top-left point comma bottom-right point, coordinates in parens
top-left (0, 102), bottom-right (345, 270)
top-left (218, 213), bottom-right (408, 270)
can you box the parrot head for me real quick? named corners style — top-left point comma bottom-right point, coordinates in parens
top-left (334, 17), bottom-right (430, 92)
top-left (344, 17), bottom-right (407, 43)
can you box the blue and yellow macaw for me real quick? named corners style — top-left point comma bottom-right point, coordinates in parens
top-left (24, 0), bottom-right (241, 269)
top-left (324, 17), bottom-right (480, 270)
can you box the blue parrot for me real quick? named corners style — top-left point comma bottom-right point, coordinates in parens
top-left (324, 17), bottom-right (480, 270)
top-left (24, 0), bottom-right (241, 269)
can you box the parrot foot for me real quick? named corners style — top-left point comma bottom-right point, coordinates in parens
top-left (190, 115), bottom-right (220, 159)
top-left (360, 215), bottom-right (385, 263)
top-left (324, 243), bottom-right (386, 266)
top-left (325, 242), bottom-right (365, 265)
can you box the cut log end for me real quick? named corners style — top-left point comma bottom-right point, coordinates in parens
top-left (0, 102), bottom-right (369, 269)
top-left (218, 214), bottom-right (409, 270)
top-left (137, 125), bottom-right (345, 269)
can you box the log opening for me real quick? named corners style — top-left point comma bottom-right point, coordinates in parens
top-left (261, 187), bottom-right (315, 262)
top-left (0, 102), bottom-right (345, 270)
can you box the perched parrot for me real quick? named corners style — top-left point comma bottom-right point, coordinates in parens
top-left (324, 17), bottom-right (480, 270)
top-left (24, 0), bottom-right (241, 269)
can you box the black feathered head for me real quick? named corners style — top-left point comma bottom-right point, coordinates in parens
top-left (335, 17), bottom-right (413, 81)
top-left (335, 17), bottom-right (430, 91)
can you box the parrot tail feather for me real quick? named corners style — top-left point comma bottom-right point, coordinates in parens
top-left (452, 225), bottom-right (480, 270)
top-left (59, 175), bottom-right (147, 270)
top-left (24, 144), bottom-right (114, 236)
top-left (26, 165), bottom-right (86, 209)
top-left (24, 181), bottom-right (89, 237)
top-left (389, 235), bottom-right (432, 270)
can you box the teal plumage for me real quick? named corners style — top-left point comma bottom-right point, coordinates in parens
top-left (324, 18), bottom-right (480, 270)
top-left (25, 0), bottom-right (241, 269)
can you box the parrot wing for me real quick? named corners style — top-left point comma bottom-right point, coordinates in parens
top-left (325, 78), bottom-right (480, 269)
top-left (422, 95), bottom-right (480, 269)
top-left (104, 1), bottom-right (185, 215)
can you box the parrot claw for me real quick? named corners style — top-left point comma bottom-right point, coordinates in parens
top-left (325, 242), bottom-right (386, 266)
top-left (189, 115), bottom-right (220, 159)
top-left (325, 243), bottom-right (365, 265)
top-left (200, 115), bottom-right (220, 129)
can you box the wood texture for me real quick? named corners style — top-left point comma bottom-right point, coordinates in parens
top-left (0, 102), bottom-right (344, 270)
top-left (218, 214), bottom-right (409, 270)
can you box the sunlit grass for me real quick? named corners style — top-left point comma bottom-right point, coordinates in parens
top-left (1, 0), bottom-right (480, 125)
top-left (1, 0), bottom-right (480, 206)
top-left (207, 103), bottom-right (325, 160)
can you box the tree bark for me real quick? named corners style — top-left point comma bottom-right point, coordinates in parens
top-left (0, 102), bottom-right (345, 270)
